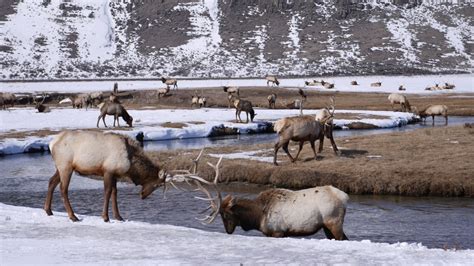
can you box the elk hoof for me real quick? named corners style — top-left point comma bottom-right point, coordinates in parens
top-left (44, 209), bottom-right (53, 216)
top-left (273, 162), bottom-right (279, 166)
top-left (115, 215), bottom-right (124, 222)
top-left (69, 215), bottom-right (80, 222)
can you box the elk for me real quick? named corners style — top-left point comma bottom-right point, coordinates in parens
top-left (34, 94), bottom-right (50, 113)
top-left (0, 92), bottom-right (16, 109)
top-left (89, 92), bottom-right (104, 107)
top-left (315, 97), bottom-right (339, 155)
top-left (443, 83), bottom-right (455, 90)
top-left (273, 115), bottom-right (324, 165)
top-left (388, 93), bottom-right (411, 112)
top-left (97, 102), bottom-right (133, 128)
top-left (186, 159), bottom-right (349, 240)
top-left (44, 130), bottom-right (166, 222)
top-left (223, 86), bottom-right (240, 108)
top-left (425, 84), bottom-right (442, 91)
top-left (351, 81), bottom-right (358, 85)
top-left (72, 93), bottom-right (92, 109)
top-left (304, 80), bottom-right (319, 86)
top-left (415, 105), bottom-right (448, 125)
top-left (298, 88), bottom-right (307, 115)
top-left (232, 97), bottom-right (256, 123)
top-left (371, 82), bottom-right (382, 87)
top-left (324, 82), bottom-right (335, 89)
top-left (198, 97), bottom-right (207, 108)
top-left (266, 75), bottom-right (280, 86)
top-left (398, 85), bottom-right (406, 91)
top-left (113, 82), bottom-right (119, 94)
top-left (191, 95), bottom-right (200, 107)
top-left (157, 86), bottom-right (170, 98)
top-left (267, 93), bottom-right (277, 109)
top-left (161, 77), bottom-right (178, 90)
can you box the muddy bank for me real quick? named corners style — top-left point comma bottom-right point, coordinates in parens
top-left (151, 125), bottom-right (474, 197)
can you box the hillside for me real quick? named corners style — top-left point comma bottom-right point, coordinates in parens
top-left (0, 0), bottom-right (472, 79)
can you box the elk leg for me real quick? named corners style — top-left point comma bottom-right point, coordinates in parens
top-left (310, 140), bottom-right (318, 160)
top-left (245, 112), bottom-right (249, 123)
top-left (432, 115), bottom-right (435, 126)
top-left (97, 115), bottom-right (102, 128)
top-left (294, 141), bottom-right (305, 161)
top-left (445, 115), bottom-right (448, 125)
top-left (318, 134), bottom-right (325, 153)
top-left (323, 226), bottom-right (335, 239)
top-left (326, 222), bottom-right (348, 241)
top-left (282, 142), bottom-right (295, 163)
top-left (111, 177), bottom-right (123, 221)
top-left (44, 169), bottom-right (60, 216)
top-left (102, 115), bottom-right (108, 128)
top-left (102, 173), bottom-right (113, 222)
top-left (274, 142), bottom-right (281, 166)
top-left (59, 168), bottom-right (79, 222)
top-left (326, 127), bottom-right (339, 155)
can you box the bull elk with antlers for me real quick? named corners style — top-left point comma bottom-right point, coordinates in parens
top-left (177, 152), bottom-right (349, 239)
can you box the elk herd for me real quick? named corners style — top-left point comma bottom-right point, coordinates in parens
top-left (3, 75), bottom-right (460, 240)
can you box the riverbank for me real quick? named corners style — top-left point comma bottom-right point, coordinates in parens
top-left (155, 125), bottom-right (474, 197)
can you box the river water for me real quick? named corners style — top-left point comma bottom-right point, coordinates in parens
top-left (1, 119), bottom-right (473, 249)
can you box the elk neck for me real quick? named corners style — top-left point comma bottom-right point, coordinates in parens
top-left (232, 198), bottom-right (264, 232)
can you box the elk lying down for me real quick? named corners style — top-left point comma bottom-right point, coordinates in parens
top-left (187, 163), bottom-right (349, 239)
top-left (371, 82), bottom-right (382, 87)
top-left (97, 102), bottom-right (133, 128)
top-left (45, 130), bottom-right (166, 222)
top-left (416, 104), bottom-right (448, 125)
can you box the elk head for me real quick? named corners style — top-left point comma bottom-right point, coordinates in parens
top-left (140, 169), bottom-right (167, 199)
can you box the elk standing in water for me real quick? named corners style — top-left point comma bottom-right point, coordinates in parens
top-left (45, 130), bottom-right (166, 222)
top-left (185, 158), bottom-right (349, 240)
top-left (416, 105), bottom-right (448, 125)
top-left (97, 102), bottom-right (133, 128)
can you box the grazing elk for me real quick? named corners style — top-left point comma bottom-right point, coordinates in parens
top-left (191, 95), bottom-right (200, 107)
top-left (161, 77), bottom-right (178, 90)
top-left (198, 97), bottom-right (207, 108)
top-left (371, 82), bottom-right (382, 87)
top-left (89, 92), bottom-right (104, 107)
top-left (0, 92), bottom-right (16, 109)
top-left (266, 75), bottom-right (280, 86)
top-left (34, 95), bottom-right (50, 113)
top-left (388, 93), bottom-right (411, 112)
top-left (232, 97), bottom-right (256, 123)
top-left (415, 105), bottom-right (448, 125)
top-left (45, 130), bottom-right (166, 222)
top-left (187, 162), bottom-right (349, 240)
top-left (157, 86), bottom-right (170, 98)
top-left (267, 93), bottom-right (277, 109)
top-left (97, 102), bottom-right (133, 128)
top-left (315, 97), bottom-right (339, 155)
top-left (273, 115), bottom-right (324, 165)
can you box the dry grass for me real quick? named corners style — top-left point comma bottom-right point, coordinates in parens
top-left (149, 126), bottom-right (474, 197)
top-left (160, 122), bottom-right (188, 128)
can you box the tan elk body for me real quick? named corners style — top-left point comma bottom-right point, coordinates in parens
top-left (266, 76), bottom-right (280, 86)
top-left (388, 93), bottom-right (411, 112)
top-left (44, 130), bottom-right (166, 222)
top-left (161, 77), bottom-right (178, 90)
top-left (417, 104), bottom-right (448, 125)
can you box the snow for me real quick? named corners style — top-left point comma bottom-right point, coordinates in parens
top-left (0, 203), bottom-right (472, 264)
top-left (209, 150), bottom-right (275, 163)
top-left (1, 74), bottom-right (472, 94)
top-left (0, 108), bottom-right (416, 156)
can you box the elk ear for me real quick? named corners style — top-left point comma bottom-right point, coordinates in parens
top-left (222, 194), bottom-right (235, 208)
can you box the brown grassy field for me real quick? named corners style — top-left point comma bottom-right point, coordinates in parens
top-left (123, 87), bottom-right (474, 116)
top-left (150, 125), bottom-right (474, 197)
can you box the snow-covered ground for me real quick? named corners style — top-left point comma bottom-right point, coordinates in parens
top-left (0, 108), bottom-right (416, 155)
top-left (0, 203), bottom-right (472, 265)
top-left (1, 74), bottom-right (473, 94)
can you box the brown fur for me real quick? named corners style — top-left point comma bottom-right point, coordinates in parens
top-left (233, 98), bottom-right (256, 123)
top-left (97, 102), bottom-right (133, 128)
top-left (273, 116), bottom-right (324, 165)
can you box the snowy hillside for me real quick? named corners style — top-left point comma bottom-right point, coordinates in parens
top-left (1, 203), bottom-right (473, 264)
top-left (0, 0), bottom-right (473, 79)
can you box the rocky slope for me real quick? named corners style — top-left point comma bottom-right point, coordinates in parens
top-left (0, 0), bottom-right (472, 79)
